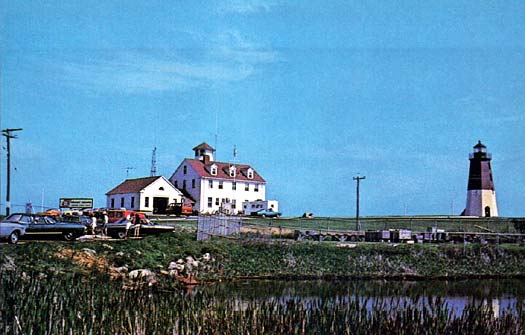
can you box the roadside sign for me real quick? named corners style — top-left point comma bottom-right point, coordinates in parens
top-left (59, 198), bottom-right (93, 209)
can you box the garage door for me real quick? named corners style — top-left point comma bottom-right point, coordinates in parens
top-left (153, 197), bottom-right (169, 214)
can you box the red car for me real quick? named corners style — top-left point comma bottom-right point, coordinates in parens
top-left (107, 209), bottom-right (146, 223)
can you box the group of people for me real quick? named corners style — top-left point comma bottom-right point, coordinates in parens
top-left (125, 213), bottom-right (146, 238)
top-left (89, 211), bottom-right (109, 235)
top-left (86, 211), bottom-right (149, 238)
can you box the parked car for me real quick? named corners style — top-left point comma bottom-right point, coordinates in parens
top-left (61, 215), bottom-right (93, 229)
top-left (37, 208), bottom-right (61, 218)
top-left (106, 217), bottom-right (175, 239)
top-left (1, 213), bottom-right (87, 241)
top-left (107, 209), bottom-right (146, 223)
top-left (61, 209), bottom-right (83, 216)
top-left (0, 214), bottom-right (28, 244)
top-left (250, 209), bottom-right (282, 218)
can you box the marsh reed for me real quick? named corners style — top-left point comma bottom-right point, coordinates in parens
top-left (1, 272), bottom-right (523, 335)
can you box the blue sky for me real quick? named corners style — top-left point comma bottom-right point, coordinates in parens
top-left (1, 1), bottom-right (524, 217)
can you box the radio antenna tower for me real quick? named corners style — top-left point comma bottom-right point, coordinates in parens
top-left (150, 147), bottom-right (157, 176)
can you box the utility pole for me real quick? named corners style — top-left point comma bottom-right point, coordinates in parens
top-left (353, 175), bottom-right (366, 231)
top-left (2, 128), bottom-right (23, 216)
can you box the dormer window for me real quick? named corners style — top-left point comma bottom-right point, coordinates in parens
top-left (210, 164), bottom-right (218, 176)
top-left (229, 166), bottom-right (236, 177)
top-left (247, 168), bottom-right (254, 179)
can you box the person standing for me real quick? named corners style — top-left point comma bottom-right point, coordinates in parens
top-left (91, 215), bottom-right (97, 235)
top-left (102, 211), bottom-right (109, 236)
top-left (133, 214), bottom-right (141, 237)
top-left (125, 216), bottom-right (132, 239)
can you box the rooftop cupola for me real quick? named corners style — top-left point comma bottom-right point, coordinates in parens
top-left (193, 142), bottom-right (215, 163)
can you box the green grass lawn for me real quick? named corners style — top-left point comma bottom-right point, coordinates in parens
top-left (242, 216), bottom-right (521, 234)
top-left (152, 215), bottom-right (524, 234)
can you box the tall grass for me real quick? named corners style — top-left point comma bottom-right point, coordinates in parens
top-left (1, 272), bottom-right (523, 335)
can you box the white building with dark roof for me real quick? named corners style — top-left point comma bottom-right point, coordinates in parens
top-left (169, 143), bottom-right (267, 214)
top-left (106, 176), bottom-right (183, 214)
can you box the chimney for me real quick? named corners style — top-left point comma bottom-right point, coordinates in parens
top-left (202, 154), bottom-right (210, 164)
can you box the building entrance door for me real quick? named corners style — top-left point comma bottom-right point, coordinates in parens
top-left (485, 206), bottom-right (491, 217)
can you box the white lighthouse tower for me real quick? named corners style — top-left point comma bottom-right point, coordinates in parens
top-left (463, 141), bottom-right (499, 217)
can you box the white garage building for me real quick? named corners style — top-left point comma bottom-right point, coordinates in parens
top-left (106, 176), bottom-right (183, 214)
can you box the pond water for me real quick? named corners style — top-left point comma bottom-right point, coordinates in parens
top-left (199, 278), bottom-right (525, 316)
top-left (2, 274), bottom-right (524, 334)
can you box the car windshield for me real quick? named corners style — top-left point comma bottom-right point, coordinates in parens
top-left (3, 214), bottom-right (29, 223)
top-left (33, 216), bottom-right (57, 224)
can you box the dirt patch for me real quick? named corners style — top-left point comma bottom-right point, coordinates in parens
top-left (55, 248), bottom-right (136, 280)
top-left (55, 248), bottom-right (110, 272)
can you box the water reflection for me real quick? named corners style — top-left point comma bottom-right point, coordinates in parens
top-left (200, 279), bottom-right (525, 317)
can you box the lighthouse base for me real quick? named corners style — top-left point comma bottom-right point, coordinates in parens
top-left (464, 190), bottom-right (499, 217)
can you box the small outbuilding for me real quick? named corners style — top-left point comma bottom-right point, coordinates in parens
top-left (106, 176), bottom-right (183, 214)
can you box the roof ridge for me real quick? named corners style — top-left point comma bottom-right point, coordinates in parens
top-left (187, 158), bottom-right (251, 167)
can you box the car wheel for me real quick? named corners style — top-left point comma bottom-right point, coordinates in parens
top-left (8, 231), bottom-right (19, 244)
top-left (117, 231), bottom-right (127, 239)
top-left (63, 232), bottom-right (75, 241)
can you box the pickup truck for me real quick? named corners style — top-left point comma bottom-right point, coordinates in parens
top-left (165, 202), bottom-right (194, 216)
